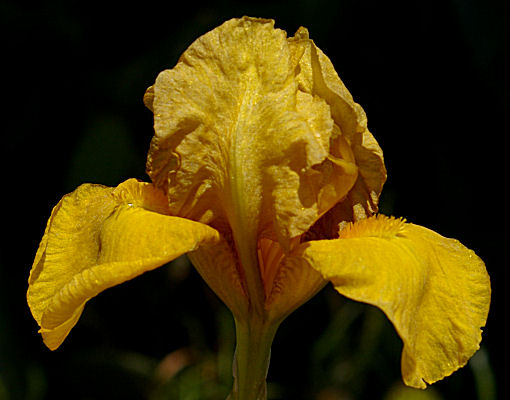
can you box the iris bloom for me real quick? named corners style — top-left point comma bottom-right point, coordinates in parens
top-left (28, 17), bottom-right (490, 399)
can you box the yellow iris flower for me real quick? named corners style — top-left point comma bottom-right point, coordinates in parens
top-left (27, 17), bottom-right (490, 399)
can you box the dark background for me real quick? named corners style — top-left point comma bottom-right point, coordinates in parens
top-left (1, 0), bottom-right (508, 399)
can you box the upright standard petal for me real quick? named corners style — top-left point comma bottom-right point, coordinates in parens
top-left (145, 17), bottom-right (359, 248)
top-left (28, 179), bottom-right (220, 350)
top-left (289, 27), bottom-right (386, 226)
top-left (293, 215), bottom-right (490, 388)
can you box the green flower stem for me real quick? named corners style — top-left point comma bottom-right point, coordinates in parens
top-left (229, 317), bottom-right (279, 400)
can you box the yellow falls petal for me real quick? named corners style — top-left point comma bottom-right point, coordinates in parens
top-left (27, 179), bottom-right (220, 350)
top-left (146, 17), bottom-right (359, 249)
top-left (293, 215), bottom-right (490, 388)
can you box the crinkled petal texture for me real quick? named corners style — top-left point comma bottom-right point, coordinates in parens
top-left (145, 17), bottom-right (366, 250)
top-left (289, 27), bottom-right (386, 232)
top-left (293, 215), bottom-right (490, 388)
top-left (27, 179), bottom-right (221, 350)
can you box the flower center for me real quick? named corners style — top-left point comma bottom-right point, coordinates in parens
top-left (257, 236), bottom-right (302, 301)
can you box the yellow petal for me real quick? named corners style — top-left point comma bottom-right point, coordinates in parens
top-left (293, 215), bottom-right (490, 388)
top-left (259, 237), bottom-right (326, 323)
top-left (187, 235), bottom-right (248, 320)
top-left (289, 28), bottom-right (387, 224)
top-left (146, 17), bottom-right (358, 250)
top-left (27, 179), bottom-right (220, 350)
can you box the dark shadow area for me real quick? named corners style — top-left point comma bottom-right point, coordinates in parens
top-left (2, 0), bottom-right (507, 398)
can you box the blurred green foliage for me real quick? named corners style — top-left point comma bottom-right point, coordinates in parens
top-left (1, 0), bottom-right (506, 399)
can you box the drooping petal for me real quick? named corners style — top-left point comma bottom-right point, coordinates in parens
top-left (27, 179), bottom-right (220, 350)
top-left (145, 17), bottom-right (359, 250)
top-left (292, 215), bottom-right (490, 388)
top-left (289, 27), bottom-right (386, 227)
